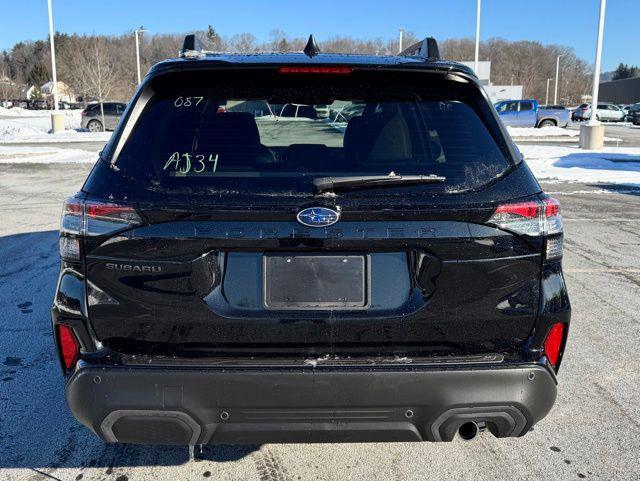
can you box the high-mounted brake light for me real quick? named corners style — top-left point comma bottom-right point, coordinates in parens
top-left (544, 322), bottom-right (566, 368)
top-left (56, 324), bottom-right (80, 371)
top-left (278, 66), bottom-right (352, 75)
top-left (487, 197), bottom-right (563, 260)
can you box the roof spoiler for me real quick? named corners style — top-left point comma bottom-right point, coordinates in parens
top-left (399, 37), bottom-right (440, 61)
top-left (180, 34), bottom-right (204, 58)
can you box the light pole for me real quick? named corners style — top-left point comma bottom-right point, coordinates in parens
top-left (579, 0), bottom-right (607, 150)
top-left (134, 27), bottom-right (147, 85)
top-left (588, 0), bottom-right (606, 126)
top-left (545, 78), bottom-right (552, 105)
top-left (47, 0), bottom-right (64, 132)
top-left (553, 54), bottom-right (564, 105)
top-left (398, 29), bottom-right (404, 53)
top-left (474, 0), bottom-right (481, 74)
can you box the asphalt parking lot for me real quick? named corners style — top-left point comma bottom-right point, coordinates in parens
top-left (0, 162), bottom-right (639, 481)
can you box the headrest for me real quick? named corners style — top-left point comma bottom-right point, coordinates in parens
top-left (196, 112), bottom-right (260, 152)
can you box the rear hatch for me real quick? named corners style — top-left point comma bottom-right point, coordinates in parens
top-left (81, 66), bottom-right (543, 358)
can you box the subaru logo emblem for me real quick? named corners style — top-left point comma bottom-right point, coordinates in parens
top-left (296, 207), bottom-right (340, 227)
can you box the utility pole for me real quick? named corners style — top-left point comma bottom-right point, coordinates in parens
top-left (579, 0), bottom-right (607, 149)
top-left (546, 78), bottom-right (552, 105)
top-left (474, 0), bottom-right (481, 74)
top-left (134, 27), bottom-right (147, 85)
top-left (398, 29), bottom-right (404, 53)
top-left (553, 55), bottom-right (564, 104)
top-left (47, 0), bottom-right (64, 132)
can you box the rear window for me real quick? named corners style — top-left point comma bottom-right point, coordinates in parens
top-left (114, 69), bottom-right (513, 194)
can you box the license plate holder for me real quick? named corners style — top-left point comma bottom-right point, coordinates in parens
top-left (264, 254), bottom-right (367, 309)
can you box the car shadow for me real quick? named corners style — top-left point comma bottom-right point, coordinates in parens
top-left (0, 230), bottom-right (258, 469)
top-left (586, 183), bottom-right (640, 196)
top-left (553, 152), bottom-right (640, 172)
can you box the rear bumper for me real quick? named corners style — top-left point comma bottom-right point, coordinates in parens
top-left (66, 362), bottom-right (557, 444)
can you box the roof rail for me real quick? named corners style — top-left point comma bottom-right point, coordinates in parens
top-left (399, 37), bottom-right (440, 61)
top-left (180, 34), bottom-right (205, 58)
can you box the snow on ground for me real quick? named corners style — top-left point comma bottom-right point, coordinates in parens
top-left (507, 126), bottom-right (579, 137)
top-left (0, 108), bottom-right (109, 143)
top-left (0, 145), bottom-right (97, 164)
top-left (520, 144), bottom-right (640, 185)
top-left (507, 126), bottom-right (621, 142)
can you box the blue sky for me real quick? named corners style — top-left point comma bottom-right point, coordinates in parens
top-left (1, 0), bottom-right (637, 71)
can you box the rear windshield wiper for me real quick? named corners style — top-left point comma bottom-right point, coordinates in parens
top-left (313, 173), bottom-right (446, 193)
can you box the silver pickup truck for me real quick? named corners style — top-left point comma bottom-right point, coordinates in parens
top-left (494, 99), bottom-right (571, 128)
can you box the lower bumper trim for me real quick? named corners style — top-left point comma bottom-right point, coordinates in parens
top-left (66, 363), bottom-right (557, 444)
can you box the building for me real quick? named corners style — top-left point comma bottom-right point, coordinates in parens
top-left (598, 77), bottom-right (640, 104)
top-left (41, 81), bottom-right (76, 103)
top-left (459, 61), bottom-right (524, 103)
top-left (18, 85), bottom-right (35, 100)
top-left (40, 81), bottom-right (75, 103)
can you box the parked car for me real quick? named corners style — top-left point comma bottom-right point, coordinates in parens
top-left (28, 99), bottom-right (47, 110)
top-left (80, 102), bottom-right (127, 132)
top-left (54, 35), bottom-right (569, 446)
top-left (494, 99), bottom-right (570, 128)
top-left (623, 103), bottom-right (640, 123)
top-left (572, 103), bottom-right (625, 122)
top-left (627, 104), bottom-right (640, 125)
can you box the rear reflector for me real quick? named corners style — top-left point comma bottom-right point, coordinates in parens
top-left (544, 322), bottom-right (566, 368)
top-left (279, 66), bottom-right (352, 75)
top-left (57, 324), bottom-right (79, 371)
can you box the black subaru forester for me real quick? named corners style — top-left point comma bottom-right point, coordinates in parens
top-left (52, 35), bottom-right (570, 445)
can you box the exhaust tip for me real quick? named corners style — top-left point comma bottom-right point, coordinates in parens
top-left (458, 421), bottom-right (479, 441)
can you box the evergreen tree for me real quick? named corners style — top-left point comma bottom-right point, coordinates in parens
top-left (612, 63), bottom-right (640, 80)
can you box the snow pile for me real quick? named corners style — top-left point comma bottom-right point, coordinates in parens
top-left (0, 120), bottom-right (43, 138)
top-left (256, 115), bottom-right (316, 122)
top-left (0, 113), bottom-right (81, 137)
top-left (0, 110), bottom-right (112, 143)
top-left (0, 146), bottom-right (97, 164)
top-left (0, 106), bottom-right (81, 118)
top-left (507, 126), bottom-right (579, 138)
top-left (520, 145), bottom-right (640, 185)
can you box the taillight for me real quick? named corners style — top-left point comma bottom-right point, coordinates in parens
top-left (56, 324), bottom-right (80, 371)
top-left (487, 197), bottom-right (563, 260)
top-left (278, 66), bottom-right (353, 75)
top-left (59, 197), bottom-right (143, 260)
top-left (60, 197), bottom-right (84, 261)
top-left (84, 201), bottom-right (142, 236)
top-left (60, 197), bottom-right (84, 234)
top-left (544, 322), bottom-right (566, 369)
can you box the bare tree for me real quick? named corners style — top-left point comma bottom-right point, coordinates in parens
top-left (3, 30), bottom-right (595, 106)
top-left (67, 36), bottom-right (118, 128)
top-left (230, 33), bottom-right (257, 53)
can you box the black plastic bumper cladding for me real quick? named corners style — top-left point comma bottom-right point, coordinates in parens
top-left (66, 364), bottom-right (556, 444)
